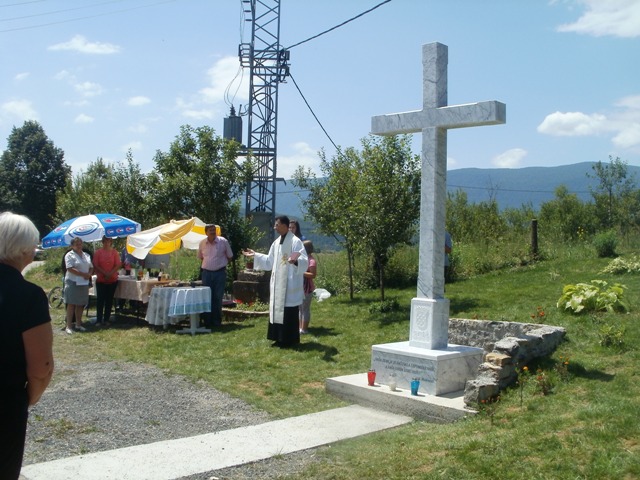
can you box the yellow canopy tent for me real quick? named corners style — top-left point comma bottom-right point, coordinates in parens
top-left (125, 217), bottom-right (219, 260)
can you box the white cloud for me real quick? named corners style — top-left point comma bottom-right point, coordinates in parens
top-left (277, 142), bottom-right (320, 179)
top-left (557, 0), bottom-right (640, 37)
top-left (128, 96), bottom-right (151, 107)
top-left (182, 109), bottom-right (214, 120)
top-left (54, 70), bottom-right (72, 81)
top-left (538, 95), bottom-right (640, 150)
top-left (48, 35), bottom-right (121, 54)
top-left (199, 56), bottom-right (249, 104)
top-left (620, 95), bottom-right (640, 108)
top-left (174, 97), bottom-right (213, 120)
top-left (609, 95), bottom-right (640, 148)
top-left (15, 72), bottom-right (29, 81)
top-left (612, 124), bottom-right (640, 148)
top-left (492, 148), bottom-right (527, 168)
top-left (74, 81), bottom-right (104, 98)
top-left (74, 113), bottom-right (94, 124)
top-left (1, 99), bottom-right (38, 122)
top-left (173, 56), bottom-right (248, 121)
top-left (537, 111), bottom-right (608, 136)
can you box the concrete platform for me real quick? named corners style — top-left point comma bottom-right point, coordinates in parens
top-left (326, 373), bottom-right (477, 423)
top-left (21, 405), bottom-right (411, 480)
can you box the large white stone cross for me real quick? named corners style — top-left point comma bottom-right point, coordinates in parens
top-left (371, 42), bottom-right (506, 349)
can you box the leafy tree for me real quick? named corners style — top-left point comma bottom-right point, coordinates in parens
top-left (55, 158), bottom-right (111, 221)
top-left (55, 153), bottom-right (155, 228)
top-left (446, 190), bottom-right (507, 245)
top-left (99, 151), bottom-right (158, 228)
top-left (538, 185), bottom-right (597, 241)
top-left (0, 121), bottom-right (70, 235)
top-left (150, 125), bottom-right (255, 267)
top-left (356, 135), bottom-right (420, 300)
top-left (588, 156), bottom-right (636, 229)
top-left (294, 147), bottom-right (362, 299)
top-left (295, 134), bottom-right (420, 300)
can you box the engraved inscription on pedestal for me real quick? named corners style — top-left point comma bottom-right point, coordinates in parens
top-left (371, 342), bottom-right (483, 396)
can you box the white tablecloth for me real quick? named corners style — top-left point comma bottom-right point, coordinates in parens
top-left (145, 287), bottom-right (211, 334)
top-left (145, 287), bottom-right (184, 326)
top-left (168, 287), bottom-right (211, 317)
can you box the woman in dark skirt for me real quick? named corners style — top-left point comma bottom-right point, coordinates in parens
top-left (63, 237), bottom-right (93, 334)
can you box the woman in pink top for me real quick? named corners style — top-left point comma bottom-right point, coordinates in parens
top-left (92, 236), bottom-right (121, 326)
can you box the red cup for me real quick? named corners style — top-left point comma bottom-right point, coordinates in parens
top-left (367, 370), bottom-right (376, 386)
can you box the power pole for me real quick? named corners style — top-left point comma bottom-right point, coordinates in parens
top-left (239, 0), bottom-right (289, 247)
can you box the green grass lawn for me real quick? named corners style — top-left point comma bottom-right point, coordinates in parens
top-left (30, 244), bottom-right (640, 479)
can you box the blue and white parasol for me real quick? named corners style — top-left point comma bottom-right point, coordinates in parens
top-left (42, 213), bottom-right (141, 248)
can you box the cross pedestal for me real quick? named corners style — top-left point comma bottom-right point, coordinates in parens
top-left (369, 42), bottom-right (506, 396)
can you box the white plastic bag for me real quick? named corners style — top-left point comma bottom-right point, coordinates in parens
top-left (313, 288), bottom-right (332, 302)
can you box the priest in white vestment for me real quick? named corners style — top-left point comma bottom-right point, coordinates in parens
top-left (242, 215), bottom-right (308, 347)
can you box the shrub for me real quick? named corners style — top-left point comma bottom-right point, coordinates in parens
top-left (593, 230), bottom-right (617, 258)
top-left (557, 280), bottom-right (628, 314)
top-left (368, 298), bottom-right (400, 313)
top-left (600, 255), bottom-right (640, 274)
top-left (233, 300), bottom-right (269, 312)
top-left (598, 323), bottom-right (626, 350)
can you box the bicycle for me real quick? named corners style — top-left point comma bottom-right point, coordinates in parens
top-left (47, 278), bottom-right (93, 328)
top-left (47, 279), bottom-right (65, 309)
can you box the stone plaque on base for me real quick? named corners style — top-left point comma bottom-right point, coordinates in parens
top-left (371, 341), bottom-right (483, 396)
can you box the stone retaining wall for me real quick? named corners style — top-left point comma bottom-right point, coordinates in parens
top-left (448, 318), bottom-right (566, 406)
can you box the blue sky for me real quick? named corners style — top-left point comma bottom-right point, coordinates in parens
top-left (1, 0), bottom-right (639, 180)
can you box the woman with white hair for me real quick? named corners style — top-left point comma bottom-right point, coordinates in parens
top-left (0, 211), bottom-right (54, 479)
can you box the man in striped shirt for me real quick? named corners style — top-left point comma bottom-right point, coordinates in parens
top-left (198, 224), bottom-right (233, 329)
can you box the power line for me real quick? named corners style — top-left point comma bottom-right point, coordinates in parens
top-left (289, 73), bottom-right (342, 155)
top-left (286, 0), bottom-right (392, 50)
top-left (0, 0), bottom-right (176, 33)
top-left (0, 0), bottom-right (127, 22)
top-left (0, 0), bottom-right (46, 8)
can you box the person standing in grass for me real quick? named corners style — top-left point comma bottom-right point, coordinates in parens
top-left (0, 212), bottom-right (54, 479)
top-left (63, 237), bottom-right (93, 334)
top-left (242, 215), bottom-right (308, 348)
top-left (93, 236), bottom-right (121, 326)
top-left (299, 240), bottom-right (316, 334)
top-left (198, 224), bottom-right (233, 329)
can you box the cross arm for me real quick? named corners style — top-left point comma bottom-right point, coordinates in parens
top-left (371, 101), bottom-right (506, 136)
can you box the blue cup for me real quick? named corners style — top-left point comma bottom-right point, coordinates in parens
top-left (410, 379), bottom-right (420, 396)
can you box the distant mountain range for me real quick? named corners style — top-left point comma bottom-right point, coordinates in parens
top-left (273, 161), bottom-right (640, 250)
top-left (444, 161), bottom-right (638, 210)
top-left (277, 162), bottom-right (640, 216)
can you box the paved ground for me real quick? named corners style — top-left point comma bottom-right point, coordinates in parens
top-left (21, 405), bottom-right (412, 480)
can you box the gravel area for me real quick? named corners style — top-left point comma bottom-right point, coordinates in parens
top-left (23, 342), bottom-right (324, 479)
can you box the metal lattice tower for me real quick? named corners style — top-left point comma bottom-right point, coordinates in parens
top-left (239, 0), bottom-right (289, 243)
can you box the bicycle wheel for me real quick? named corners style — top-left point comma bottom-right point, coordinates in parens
top-left (48, 286), bottom-right (64, 309)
